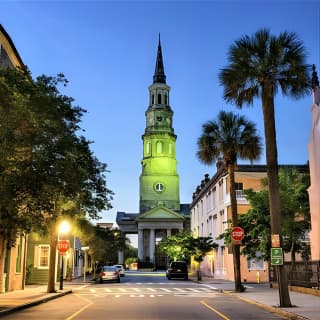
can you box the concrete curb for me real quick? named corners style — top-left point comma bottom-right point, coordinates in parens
top-left (0, 290), bottom-right (72, 318)
top-left (190, 278), bottom-right (310, 320)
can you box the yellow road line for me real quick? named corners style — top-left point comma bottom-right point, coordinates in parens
top-left (200, 300), bottom-right (231, 320)
top-left (65, 295), bottom-right (93, 320)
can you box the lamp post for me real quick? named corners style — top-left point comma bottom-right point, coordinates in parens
top-left (57, 221), bottom-right (70, 291)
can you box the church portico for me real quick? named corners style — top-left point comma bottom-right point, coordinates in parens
top-left (136, 206), bottom-right (184, 263)
top-left (137, 224), bottom-right (183, 262)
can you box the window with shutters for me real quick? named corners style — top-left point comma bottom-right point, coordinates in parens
top-left (37, 245), bottom-right (50, 269)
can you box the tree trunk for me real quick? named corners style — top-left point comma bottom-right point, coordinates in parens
top-left (228, 163), bottom-right (245, 292)
top-left (47, 225), bottom-right (57, 293)
top-left (197, 262), bottom-right (202, 281)
top-left (0, 236), bottom-right (7, 293)
top-left (262, 88), bottom-right (292, 307)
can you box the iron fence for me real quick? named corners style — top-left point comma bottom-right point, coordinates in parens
top-left (269, 261), bottom-right (320, 289)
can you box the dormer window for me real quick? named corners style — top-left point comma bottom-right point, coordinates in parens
top-left (158, 93), bottom-right (162, 104)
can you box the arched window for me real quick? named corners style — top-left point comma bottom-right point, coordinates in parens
top-left (152, 94), bottom-right (155, 104)
top-left (145, 142), bottom-right (151, 155)
top-left (156, 141), bottom-right (162, 153)
top-left (158, 93), bottom-right (161, 104)
top-left (164, 93), bottom-right (168, 104)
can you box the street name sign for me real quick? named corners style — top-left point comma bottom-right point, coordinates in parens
top-left (271, 247), bottom-right (283, 265)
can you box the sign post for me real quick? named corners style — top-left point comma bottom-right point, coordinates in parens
top-left (81, 246), bottom-right (89, 282)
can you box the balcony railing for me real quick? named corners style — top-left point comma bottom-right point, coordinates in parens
top-left (224, 190), bottom-right (247, 204)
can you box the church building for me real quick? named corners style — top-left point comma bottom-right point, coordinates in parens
top-left (116, 37), bottom-right (190, 269)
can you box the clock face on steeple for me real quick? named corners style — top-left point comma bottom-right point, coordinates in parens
top-left (154, 182), bottom-right (165, 193)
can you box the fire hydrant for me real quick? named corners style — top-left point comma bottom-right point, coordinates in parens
top-left (256, 271), bottom-right (260, 283)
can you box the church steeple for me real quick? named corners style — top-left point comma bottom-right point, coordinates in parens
top-left (139, 37), bottom-right (180, 214)
top-left (153, 34), bottom-right (166, 84)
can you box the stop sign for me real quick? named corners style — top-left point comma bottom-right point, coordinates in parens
top-left (57, 240), bottom-right (70, 254)
top-left (231, 227), bottom-right (245, 241)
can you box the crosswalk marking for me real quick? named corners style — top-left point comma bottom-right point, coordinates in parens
top-left (187, 288), bottom-right (202, 292)
top-left (90, 287), bottom-right (216, 293)
top-left (80, 287), bottom-right (217, 296)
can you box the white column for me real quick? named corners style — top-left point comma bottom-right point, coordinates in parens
top-left (166, 229), bottom-right (171, 237)
top-left (149, 228), bottom-right (155, 263)
top-left (118, 250), bottom-right (124, 264)
top-left (138, 229), bottom-right (144, 260)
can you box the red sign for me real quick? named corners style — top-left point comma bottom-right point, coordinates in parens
top-left (57, 240), bottom-right (70, 254)
top-left (231, 227), bottom-right (245, 241)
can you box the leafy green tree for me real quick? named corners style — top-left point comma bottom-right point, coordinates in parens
top-left (72, 219), bottom-right (130, 277)
top-left (123, 244), bottom-right (138, 268)
top-left (190, 237), bottom-right (218, 280)
top-left (197, 110), bottom-right (261, 291)
top-left (279, 169), bottom-right (310, 263)
top-left (158, 231), bottom-right (193, 262)
top-left (219, 29), bottom-right (310, 306)
top-left (159, 232), bottom-right (218, 280)
top-left (230, 168), bottom-right (310, 263)
top-left (0, 68), bottom-right (113, 293)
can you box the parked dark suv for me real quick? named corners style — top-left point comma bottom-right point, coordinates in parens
top-left (166, 261), bottom-right (188, 280)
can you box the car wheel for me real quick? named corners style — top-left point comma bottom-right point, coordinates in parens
top-left (117, 277), bottom-right (120, 283)
top-left (167, 276), bottom-right (171, 280)
top-left (99, 278), bottom-right (103, 284)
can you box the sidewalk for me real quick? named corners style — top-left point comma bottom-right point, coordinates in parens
top-left (191, 276), bottom-right (320, 320)
top-left (0, 276), bottom-right (319, 319)
top-left (0, 283), bottom-right (75, 318)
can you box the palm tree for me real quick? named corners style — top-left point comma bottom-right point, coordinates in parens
top-left (197, 110), bottom-right (262, 292)
top-left (219, 28), bottom-right (310, 306)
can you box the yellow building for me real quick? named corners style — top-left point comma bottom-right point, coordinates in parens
top-left (190, 163), bottom-right (308, 283)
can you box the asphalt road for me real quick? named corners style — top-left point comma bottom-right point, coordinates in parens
top-left (2, 272), bottom-right (288, 320)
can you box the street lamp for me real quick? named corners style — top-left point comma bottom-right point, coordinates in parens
top-left (57, 220), bottom-right (70, 290)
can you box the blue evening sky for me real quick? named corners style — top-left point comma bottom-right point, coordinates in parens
top-left (1, 0), bottom-right (319, 224)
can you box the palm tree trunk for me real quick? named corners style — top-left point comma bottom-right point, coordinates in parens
top-left (262, 87), bottom-right (292, 307)
top-left (228, 163), bottom-right (245, 292)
